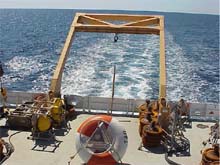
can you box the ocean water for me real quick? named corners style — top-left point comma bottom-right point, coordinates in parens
top-left (0, 9), bottom-right (219, 103)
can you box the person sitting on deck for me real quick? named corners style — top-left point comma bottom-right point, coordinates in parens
top-left (139, 106), bottom-right (155, 137)
top-left (177, 98), bottom-right (190, 116)
top-left (141, 106), bottom-right (157, 123)
top-left (146, 106), bottom-right (154, 122)
top-left (48, 90), bottom-right (55, 101)
top-left (158, 97), bottom-right (171, 131)
top-left (0, 87), bottom-right (7, 106)
top-left (177, 98), bottom-right (192, 128)
top-left (138, 98), bottom-right (151, 114)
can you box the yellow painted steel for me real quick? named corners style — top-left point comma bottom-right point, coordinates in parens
top-left (53, 98), bottom-right (63, 107)
top-left (84, 13), bottom-right (157, 21)
top-left (37, 115), bottom-right (51, 132)
top-left (50, 13), bottom-right (80, 95)
top-left (50, 106), bottom-right (63, 123)
top-left (159, 16), bottom-right (166, 98)
top-left (50, 13), bottom-right (166, 98)
top-left (50, 98), bottom-right (64, 123)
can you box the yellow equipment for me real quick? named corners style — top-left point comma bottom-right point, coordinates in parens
top-left (52, 98), bottom-right (64, 107)
top-left (49, 98), bottom-right (65, 126)
top-left (37, 115), bottom-right (51, 132)
top-left (32, 97), bottom-right (65, 134)
top-left (50, 106), bottom-right (63, 124)
top-left (138, 100), bottom-right (163, 148)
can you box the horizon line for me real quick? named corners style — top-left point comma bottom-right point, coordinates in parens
top-left (0, 7), bottom-right (219, 16)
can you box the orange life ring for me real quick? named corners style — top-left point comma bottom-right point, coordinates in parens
top-left (75, 115), bottom-right (128, 165)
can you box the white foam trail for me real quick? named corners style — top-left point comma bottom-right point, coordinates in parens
top-left (165, 31), bottom-right (214, 103)
top-left (61, 34), bottom-right (159, 99)
top-left (4, 55), bottom-right (54, 92)
top-left (7, 56), bottom-right (42, 78)
top-left (4, 32), bottom-right (217, 103)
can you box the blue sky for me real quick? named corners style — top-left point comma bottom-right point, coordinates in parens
top-left (0, 0), bottom-right (219, 15)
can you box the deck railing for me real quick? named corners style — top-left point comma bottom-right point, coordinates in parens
top-left (4, 91), bottom-right (219, 121)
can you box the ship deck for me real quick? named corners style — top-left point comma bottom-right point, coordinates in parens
top-left (0, 113), bottom-right (215, 165)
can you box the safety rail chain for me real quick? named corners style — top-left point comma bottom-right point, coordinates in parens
top-left (2, 91), bottom-right (219, 121)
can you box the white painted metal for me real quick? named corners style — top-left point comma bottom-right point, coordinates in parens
top-left (6, 91), bottom-right (219, 120)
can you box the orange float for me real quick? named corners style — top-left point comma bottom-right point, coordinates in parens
top-left (142, 123), bottom-right (163, 147)
top-left (201, 145), bottom-right (220, 165)
top-left (0, 138), bottom-right (4, 160)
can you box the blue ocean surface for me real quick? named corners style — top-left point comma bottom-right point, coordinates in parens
top-left (0, 9), bottom-right (219, 103)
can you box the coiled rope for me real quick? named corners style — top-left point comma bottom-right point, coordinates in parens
top-left (0, 131), bottom-right (21, 164)
top-left (162, 128), bottom-right (190, 165)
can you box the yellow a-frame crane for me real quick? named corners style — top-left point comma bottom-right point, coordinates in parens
top-left (50, 13), bottom-right (166, 98)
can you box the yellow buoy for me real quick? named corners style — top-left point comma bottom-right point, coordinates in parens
top-left (53, 98), bottom-right (63, 107)
top-left (37, 115), bottom-right (51, 132)
top-left (50, 106), bottom-right (63, 123)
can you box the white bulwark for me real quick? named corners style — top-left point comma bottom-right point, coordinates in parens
top-left (6, 91), bottom-right (219, 121)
